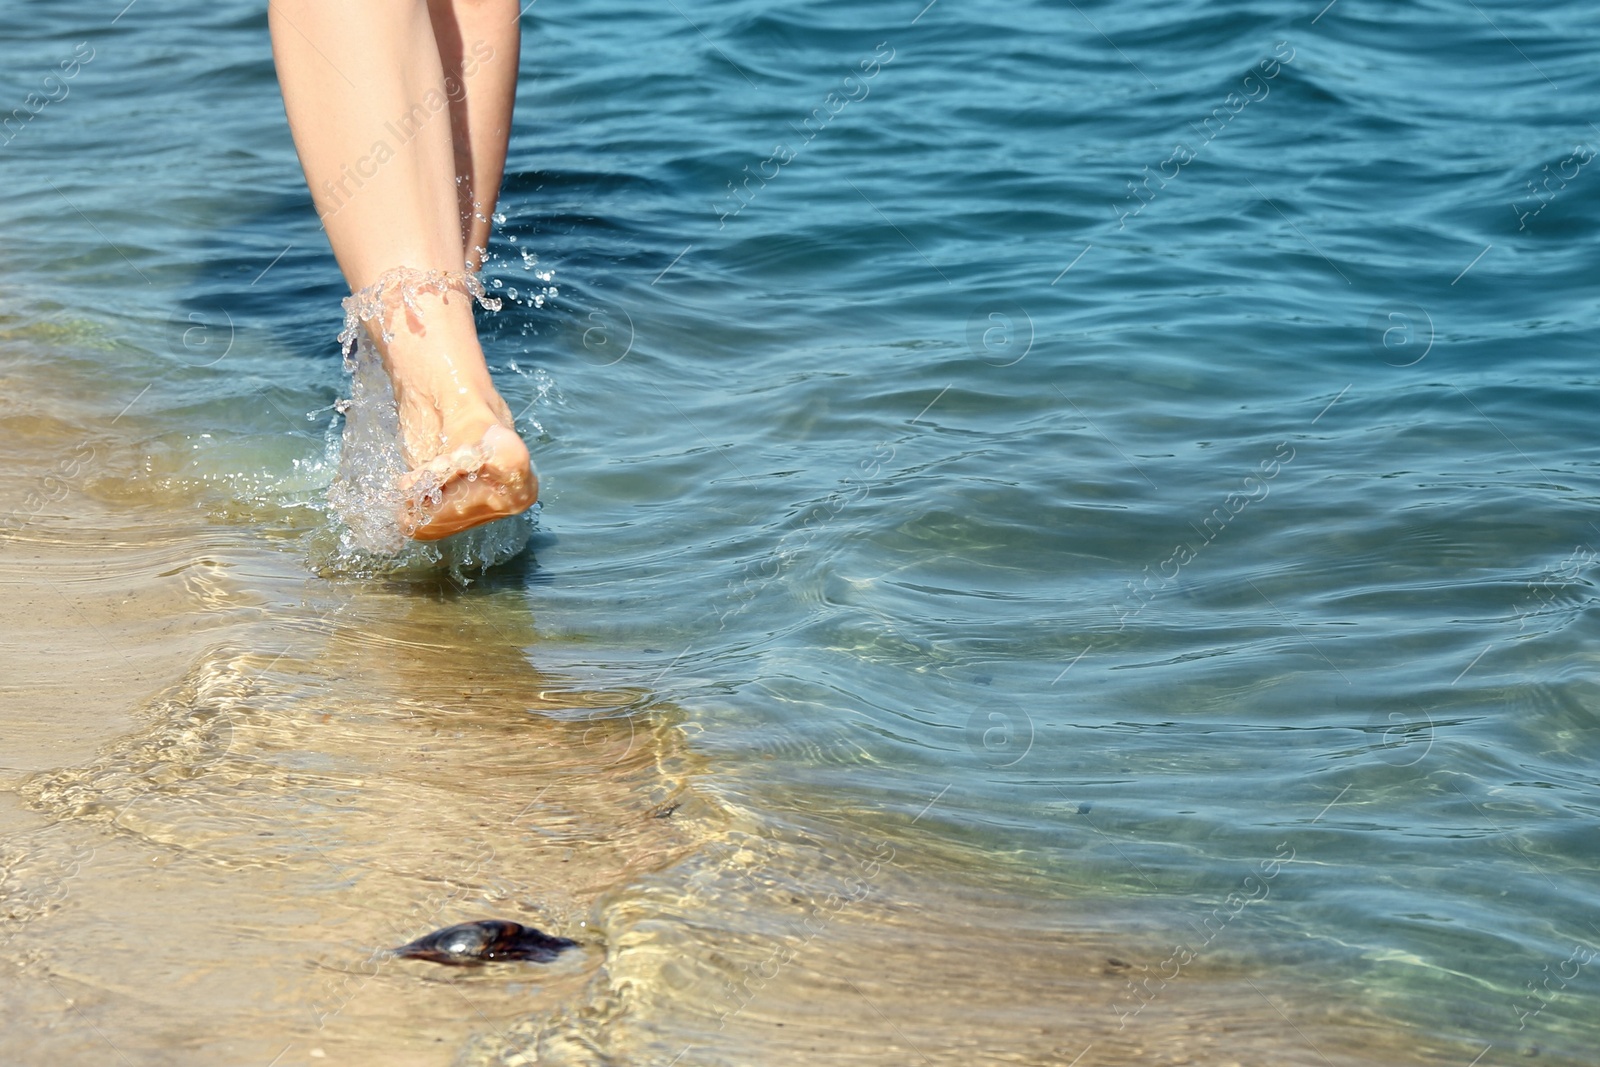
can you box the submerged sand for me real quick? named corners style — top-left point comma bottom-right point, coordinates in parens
top-left (0, 350), bottom-right (1528, 1067)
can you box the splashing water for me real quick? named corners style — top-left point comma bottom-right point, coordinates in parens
top-left (319, 267), bottom-right (535, 577)
top-left (335, 264), bottom-right (503, 355)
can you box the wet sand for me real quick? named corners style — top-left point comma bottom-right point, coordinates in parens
top-left (0, 350), bottom-right (693, 1064)
top-left (0, 353), bottom-right (1538, 1067)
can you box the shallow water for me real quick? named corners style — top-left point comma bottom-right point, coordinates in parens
top-left (4, 0), bottom-right (1600, 1064)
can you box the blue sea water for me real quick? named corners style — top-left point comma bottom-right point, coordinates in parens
top-left (3, 0), bottom-right (1600, 1063)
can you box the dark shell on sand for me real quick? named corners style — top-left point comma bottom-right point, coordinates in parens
top-left (392, 920), bottom-right (579, 966)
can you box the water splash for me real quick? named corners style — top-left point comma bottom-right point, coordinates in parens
top-left (506, 360), bottom-right (563, 440)
top-left (320, 267), bottom-right (533, 577)
top-left (336, 266), bottom-right (502, 352)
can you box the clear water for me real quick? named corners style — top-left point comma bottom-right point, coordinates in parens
top-left (2, 1), bottom-right (1599, 1064)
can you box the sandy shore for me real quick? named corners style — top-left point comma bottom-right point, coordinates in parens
top-left (0, 353), bottom-right (1524, 1067)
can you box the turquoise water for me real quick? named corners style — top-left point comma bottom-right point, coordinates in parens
top-left (4, 0), bottom-right (1600, 1063)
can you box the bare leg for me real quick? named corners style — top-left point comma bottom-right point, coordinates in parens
top-left (427, 0), bottom-right (521, 270)
top-left (269, 0), bottom-right (535, 542)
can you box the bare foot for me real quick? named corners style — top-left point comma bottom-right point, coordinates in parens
top-left (343, 269), bottom-right (538, 541)
top-left (399, 418), bottom-right (537, 541)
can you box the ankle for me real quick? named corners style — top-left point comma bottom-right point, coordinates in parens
top-left (341, 267), bottom-right (506, 411)
top-left (382, 328), bottom-right (498, 405)
top-left (338, 265), bottom-right (502, 369)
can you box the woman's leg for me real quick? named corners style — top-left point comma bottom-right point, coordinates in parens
top-left (426, 0), bottom-right (521, 270)
top-left (269, 0), bottom-right (534, 541)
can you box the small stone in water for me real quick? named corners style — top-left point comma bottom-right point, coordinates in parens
top-left (392, 920), bottom-right (578, 966)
